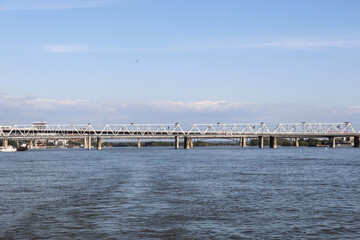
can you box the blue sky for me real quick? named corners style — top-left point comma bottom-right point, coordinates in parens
top-left (1, 0), bottom-right (360, 128)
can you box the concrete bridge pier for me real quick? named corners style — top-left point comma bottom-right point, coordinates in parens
top-left (29, 140), bottom-right (34, 149)
top-left (270, 136), bottom-right (277, 149)
top-left (259, 136), bottom-right (264, 148)
top-left (329, 137), bottom-right (336, 148)
top-left (84, 137), bottom-right (88, 149)
top-left (295, 138), bottom-right (299, 147)
top-left (240, 137), bottom-right (247, 147)
top-left (97, 138), bottom-right (102, 150)
top-left (242, 137), bottom-right (247, 147)
top-left (3, 138), bottom-right (8, 148)
top-left (184, 137), bottom-right (190, 149)
top-left (190, 138), bottom-right (193, 148)
top-left (137, 138), bottom-right (141, 148)
top-left (175, 136), bottom-right (179, 149)
top-left (354, 136), bottom-right (360, 148)
top-left (88, 137), bottom-right (92, 150)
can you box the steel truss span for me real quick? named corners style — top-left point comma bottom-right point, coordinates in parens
top-left (0, 122), bottom-right (359, 139)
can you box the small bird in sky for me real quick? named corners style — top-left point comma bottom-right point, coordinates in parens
top-left (136, 60), bottom-right (139, 62)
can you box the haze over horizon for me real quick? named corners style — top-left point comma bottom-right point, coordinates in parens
top-left (1, 0), bottom-right (360, 128)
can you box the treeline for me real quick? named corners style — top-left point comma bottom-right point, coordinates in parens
top-left (109, 141), bottom-right (240, 147)
top-left (247, 138), bottom-right (348, 147)
top-left (0, 138), bottom-right (350, 148)
top-left (108, 138), bottom-right (350, 147)
top-left (0, 139), bottom-right (19, 147)
top-left (67, 140), bottom-right (112, 148)
top-left (111, 142), bottom-right (174, 147)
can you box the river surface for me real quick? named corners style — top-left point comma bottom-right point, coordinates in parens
top-left (1, 147), bottom-right (359, 239)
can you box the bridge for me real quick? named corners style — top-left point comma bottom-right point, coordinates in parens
top-left (1, 122), bottom-right (359, 150)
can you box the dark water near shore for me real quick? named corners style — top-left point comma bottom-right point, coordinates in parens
top-left (1, 147), bottom-right (359, 239)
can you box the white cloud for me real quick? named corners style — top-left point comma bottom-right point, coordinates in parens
top-left (111, 37), bottom-right (360, 53)
top-left (346, 106), bottom-right (360, 114)
top-left (41, 37), bottom-right (360, 54)
top-left (0, 95), bottom-right (92, 109)
top-left (209, 37), bottom-right (360, 50)
top-left (44, 45), bottom-right (88, 53)
top-left (145, 100), bottom-right (253, 112)
top-left (0, 0), bottom-right (115, 10)
top-left (234, 38), bottom-right (360, 50)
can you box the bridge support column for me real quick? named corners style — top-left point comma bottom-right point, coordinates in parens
top-left (259, 136), bottom-right (264, 148)
top-left (84, 137), bottom-right (88, 149)
top-left (270, 136), bottom-right (277, 149)
top-left (190, 138), bottom-right (193, 148)
top-left (329, 137), bottom-right (336, 148)
top-left (354, 136), bottom-right (360, 148)
top-left (3, 138), bottom-right (8, 148)
top-left (295, 138), bottom-right (299, 147)
top-left (29, 139), bottom-right (34, 149)
top-left (242, 137), bottom-right (247, 147)
top-left (97, 138), bottom-right (102, 150)
top-left (184, 137), bottom-right (190, 149)
top-left (88, 137), bottom-right (92, 150)
top-left (137, 138), bottom-right (141, 148)
top-left (175, 136), bottom-right (179, 149)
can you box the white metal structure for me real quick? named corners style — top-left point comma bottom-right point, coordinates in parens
top-left (273, 122), bottom-right (356, 134)
top-left (0, 122), bottom-right (358, 139)
top-left (100, 124), bottom-right (185, 136)
top-left (188, 123), bottom-right (271, 136)
top-left (0, 124), bottom-right (95, 137)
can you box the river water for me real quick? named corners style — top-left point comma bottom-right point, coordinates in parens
top-left (0, 147), bottom-right (359, 239)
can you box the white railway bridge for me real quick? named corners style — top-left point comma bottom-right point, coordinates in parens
top-left (1, 122), bottom-right (359, 150)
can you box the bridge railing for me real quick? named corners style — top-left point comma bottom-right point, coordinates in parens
top-left (273, 122), bottom-right (356, 134)
top-left (188, 123), bottom-right (271, 136)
